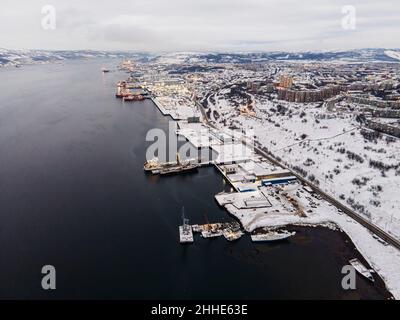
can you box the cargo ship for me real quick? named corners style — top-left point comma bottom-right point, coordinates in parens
top-left (123, 94), bottom-right (144, 102)
top-left (115, 81), bottom-right (132, 98)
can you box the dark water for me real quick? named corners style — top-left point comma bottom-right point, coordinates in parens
top-left (0, 59), bottom-right (392, 299)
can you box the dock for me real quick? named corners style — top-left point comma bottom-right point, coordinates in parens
top-left (179, 225), bottom-right (194, 243)
top-left (179, 207), bottom-right (194, 244)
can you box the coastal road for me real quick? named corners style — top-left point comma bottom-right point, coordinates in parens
top-left (196, 101), bottom-right (400, 250)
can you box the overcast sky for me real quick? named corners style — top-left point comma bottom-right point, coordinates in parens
top-left (1, 0), bottom-right (399, 52)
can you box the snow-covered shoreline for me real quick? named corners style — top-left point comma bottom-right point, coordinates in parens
top-left (150, 93), bottom-right (400, 299)
top-left (215, 184), bottom-right (400, 299)
top-left (136, 53), bottom-right (400, 299)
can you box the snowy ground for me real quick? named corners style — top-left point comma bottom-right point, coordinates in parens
top-left (206, 94), bottom-right (400, 240)
top-left (215, 182), bottom-right (400, 299)
top-left (152, 97), bottom-right (198, 120)
top-left (165, 97), bottom-right (400, 299)
top-left (137, 57), bottom-right (400, 299)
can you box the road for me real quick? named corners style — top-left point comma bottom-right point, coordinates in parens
top-left (195, 101), bottom-right (400, 250)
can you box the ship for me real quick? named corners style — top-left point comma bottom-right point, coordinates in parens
top-left (143, 157), bottom-right (176, 172)
top-left (116, 92), bottom-right (131, 98)
top-left (115, 81), bottom-right (131, 98)
top-left (143, 154), bottom-right (199, 175)
top-left (191, 221), bottom-right (244, 241)
top-left (222, 228), bottom-right (244, 241)
top-left (349, 258), bottom-right (375, 282)
top-left (251, 230), bottom-right (295, 242)
top-left (179, 207), bottom-right (194, 244)
top-left (158, 163), bottom-right (198, 175)
top-left (123, 94), bottom-right (144, 102)
top-left (201, 224), bottom-right (224, 238)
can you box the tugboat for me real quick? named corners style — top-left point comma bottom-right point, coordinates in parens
top-left (179, 207), bottom-right (194, 244)
top-left (349, 258), bottom-right (375, 282)
top-left (251, 230), bottom-right (295, 242)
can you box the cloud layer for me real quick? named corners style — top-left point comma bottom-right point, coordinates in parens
top-left (1, 0), bottom-right (399, 51)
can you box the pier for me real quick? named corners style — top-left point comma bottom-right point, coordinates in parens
top-left (179, 208), bottom-right (194, 244)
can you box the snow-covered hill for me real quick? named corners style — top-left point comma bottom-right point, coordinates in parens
top-left (385, 50), bottom-right (400, 61)
top-left (0, 49), bottom-right (149, 67)
top-left (1, 48), bottom-right (400, 68)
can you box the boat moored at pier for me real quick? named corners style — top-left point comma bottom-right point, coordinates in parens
top-left (349, 258), bottom-right (375, 282)
top-left (251, 230), bottom-right (295, 242)
top-left (123, 94), bottom-right (145, 102)
top-left (144, 154), bottom-right (199, 175)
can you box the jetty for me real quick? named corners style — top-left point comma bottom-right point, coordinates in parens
top-left (179, 208), bottom-right (194, 244)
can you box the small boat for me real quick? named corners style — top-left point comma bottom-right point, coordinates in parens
top-left (251, 230), bottom-right (295, 242)
top-left (223, 228), bottom-right (243, 241)
top-left (101, 67), bottom-right (110, 73)
top-left (349, 258), bottom-right (375, 282)
top-left (201, 225), bottom-right (224, 238)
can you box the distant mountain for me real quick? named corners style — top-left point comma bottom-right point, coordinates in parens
top-left (0, 49), bottom-right (150, 67)
top-left (1, 48), bottom-right (399, 67)
top-left (150, 49), bottom-right (400, 64)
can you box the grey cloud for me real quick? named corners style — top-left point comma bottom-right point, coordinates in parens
top-left (0, 0), bottom-right (399, 51)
